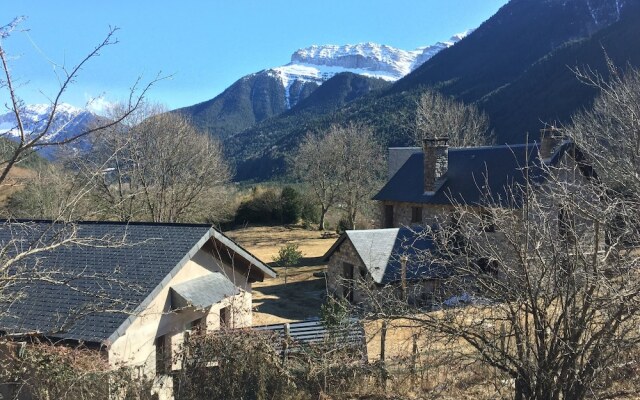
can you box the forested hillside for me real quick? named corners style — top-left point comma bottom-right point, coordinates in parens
top-left (225, 0), bottom-right (640, 181)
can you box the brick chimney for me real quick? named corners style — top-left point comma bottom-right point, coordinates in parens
top-left (423, 137), bottom-right (449, 193)
top-left (539, 126), bottom-right (563, 160)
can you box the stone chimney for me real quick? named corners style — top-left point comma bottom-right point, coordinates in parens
top-left (539, 126), bottom-right (563, 160)
top-left (423, 137), bottom-right (449, 193)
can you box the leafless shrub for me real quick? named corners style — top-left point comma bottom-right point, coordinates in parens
top-left (173, 324), bottom-right (374, 400)
top-left (173, 329), bottom-right (299, 400)
top-left (0, 339), bottom-right (153, 400)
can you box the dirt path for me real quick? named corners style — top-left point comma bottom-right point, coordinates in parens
top-left (225, 225), bottom-right (337, 325)
top-left (225, 225), bottom-right (439, 362)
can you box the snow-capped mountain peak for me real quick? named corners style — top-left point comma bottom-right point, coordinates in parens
top-left (268, 31), bottom-right (471, 108)
top-left (449, 29), bottom-right (475, 42)
top-left (0, 103), bottom-right (98, 157)
top-left (18, 103), bottom-right (84, 122)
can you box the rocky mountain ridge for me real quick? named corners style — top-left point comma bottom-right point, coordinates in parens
top-left (0, 103), bottom-right (96, 143)
top-left (173, 33), bottom-right (469, 139)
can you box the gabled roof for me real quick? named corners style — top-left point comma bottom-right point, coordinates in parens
top-left (373, 142), bottom-right (579, 208)
top-left (0, 220), bottom-right (274, 344)
top-left (323, 226), bottom-right (450, 285)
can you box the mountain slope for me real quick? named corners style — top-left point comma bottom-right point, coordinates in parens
top-left (481, 2), bottom-right (640, 143)
top-left (174, 36), bottom-right (467, 140)
top-left (174, 73), bottom-right (299, 140)
top-left (226, 72), bottom-right (395, 181)
top-left (287, 72), bottom-right (391, 116)
top-left (226, 0), bottom-right (640, 181)
top-left (393, 0), bottom-right (626, 102)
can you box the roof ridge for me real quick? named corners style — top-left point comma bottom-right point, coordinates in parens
top-left (0, 219), bottom-right (214, 228)
top-left (347, 228), bottom-right (399, 233)
top-left (449, 142), bottom-right (537, 152)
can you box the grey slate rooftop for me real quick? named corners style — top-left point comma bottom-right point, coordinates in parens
top-left (324, 226), bottom-right (449, 285)
top-left (374, 143), bottom-right (559, 207)
top-left (0, 220), bottom-right (268, 344)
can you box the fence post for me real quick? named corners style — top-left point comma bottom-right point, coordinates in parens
top-left (411, 333), bottom-right (418, 383)
top-left (380, 320), bottom-right (388, 390)
top-left (400, 255), bottom-right (408, 302)
top-left (282, 323), bottom-right (290, 366)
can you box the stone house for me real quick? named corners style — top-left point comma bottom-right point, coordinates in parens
top-left (324, 132), bottom-right (602, 308)
top-left (0, 220), bottom-right (275, 399)
top-left (373, 132), bottom-right (594, 229)
top-left (323, 226), bottom-right (450, 306)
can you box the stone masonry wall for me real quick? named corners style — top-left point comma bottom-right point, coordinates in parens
top-left (378, 201), bottom-right (454, 228)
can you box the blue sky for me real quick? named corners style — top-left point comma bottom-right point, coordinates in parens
top-left (2, 1), bottom-right (508, 111)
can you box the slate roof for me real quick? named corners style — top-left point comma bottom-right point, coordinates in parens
top-left (323, 226), bottom-right (450, 285)
top-left (373, 142), bottom-right (565, 208)
top-left (171, 273), bottom-right (239, 311)
top-left (0, 220), bottom-right (273, 344)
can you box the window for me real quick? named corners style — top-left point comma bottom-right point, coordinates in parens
top-left (220, 307), bottom-right (230, 328)
top-left (187, 317), bottom-right (205, 334)
top-left (342, 263), bottom-right (355, 303)
top-left (384, 205), bottom-right (394, 228)
top-left (476, 257), bottom-right (498, 276)
top-left (411, 206), bottom-right (423, 224)
top-left (155, 335), bottom-right (170, 375)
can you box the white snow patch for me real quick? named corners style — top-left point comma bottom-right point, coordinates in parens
top-left (85, 95), bottom-right (115, 116)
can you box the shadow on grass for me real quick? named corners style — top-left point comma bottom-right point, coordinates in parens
top-left (253, 278), bottom-right (327, 321)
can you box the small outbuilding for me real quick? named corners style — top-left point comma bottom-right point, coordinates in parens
top-left (323, 226), bottom-right (450, 306)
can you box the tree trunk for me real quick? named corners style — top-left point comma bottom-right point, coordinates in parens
top-left (514, 376), bottom-right (533, 400)
top-left (319, 207), bottom-right (328, 231)
top-left (349, 208), bottom-right (357, 230)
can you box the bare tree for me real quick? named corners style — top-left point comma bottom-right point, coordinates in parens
top-left (334, 123), bottom-right (385, 230)
top-left (355, 153), bottom-right (640, 399)
top-left (0, 17), bottom-right (161, 188)
top-left (293, 123), bottom-right (385, 231)
top-left (353, 67), bottom-right (640, 395)
top-left (80, 103), bottom-right (232, 223)
top-left (414, 89), bottom-right (493, 147)
top-left (567, 61), bottom-right (640, 199)
top-left (293, 130), bottom-right (344, 231)
top-left (0, 18), bottom-right (170, 352)
top-left (5, 164), bottom-right (78, 219)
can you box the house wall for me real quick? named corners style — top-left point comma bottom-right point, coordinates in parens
top-left (378, 201), bottom-right (454, 228)
top-left (326, 239), bottom-right (372, 304)
top-left (107, 248), bottom-right (253, 398)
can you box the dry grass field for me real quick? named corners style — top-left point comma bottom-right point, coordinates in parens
top-left (0, 166), bottom-right (34, 208)
top-left (224, 225), bottom-right (500, 397)
top-left (225, 225), bottom-right (447, 363)
top-left (226, 225), bottom-right (337, 325)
